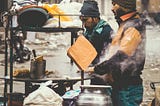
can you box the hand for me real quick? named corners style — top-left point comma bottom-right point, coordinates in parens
top-left (91, 73), bottom-right (114, 84)
top-left (85, 67), bottom-right (94, 73)
top-left (77, 67), bottom-right (95, 74)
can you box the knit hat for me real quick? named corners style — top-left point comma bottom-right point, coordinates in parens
top-left (112, 0), bottom-right (136, 10)
top-left (80, 0), bottom-right (100, 17)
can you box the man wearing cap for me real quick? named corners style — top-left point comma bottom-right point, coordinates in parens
top-left (91, 0), bottom-right (146, 106)
top-left (80, 0), bottom-right (113, 69)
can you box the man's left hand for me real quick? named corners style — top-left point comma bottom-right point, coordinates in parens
top-left (91, 73), bottom-right (114, 84)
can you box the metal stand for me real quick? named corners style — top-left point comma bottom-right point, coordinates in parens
top-left (9, 16), bottom-right (13, 106)
top-left (3, 12), bottom-right (13, 106)
top-left (81, 70), bottom-right (84, 85)
top-left (4, 15), bottom-right (9, 106)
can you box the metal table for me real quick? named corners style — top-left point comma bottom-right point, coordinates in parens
top-left (0, 74), bottom-right (91, 96)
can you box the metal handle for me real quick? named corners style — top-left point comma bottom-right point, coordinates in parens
top-left (32, 49), bottom-right (36, 58)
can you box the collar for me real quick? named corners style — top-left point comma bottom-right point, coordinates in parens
top-left (85, 19), bottom-right (107, 35)
top-left (120, 11), bottom-right (137, 21)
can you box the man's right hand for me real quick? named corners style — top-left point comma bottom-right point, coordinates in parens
top-left (85, 66), bottom-right (94, 73)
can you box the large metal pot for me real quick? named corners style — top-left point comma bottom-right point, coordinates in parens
top-left (30, 59), bottom-right (46, 79)
top-left (17, 7), bottom-right (49, 27)
top-left (76, 85), bottom-right (112, 106)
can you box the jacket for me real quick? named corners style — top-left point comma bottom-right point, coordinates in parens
top-left (84, 19), bottom-right (113, 65)
top-left (94, 12), bottom-right (146, 85)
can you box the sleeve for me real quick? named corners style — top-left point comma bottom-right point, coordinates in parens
top-left (94, 51), bottom-right (128, 80)
top-left (120, 27), bottom-right (141, 56)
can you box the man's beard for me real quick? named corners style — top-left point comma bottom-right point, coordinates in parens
top-left (85, 22), bottom-right (97, 30)
top-left (114, 8), bottom-right (126, 23)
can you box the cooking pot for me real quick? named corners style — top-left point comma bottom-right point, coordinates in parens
top-left (30, 59), bottom-right (46, 79)
top-left (17, 7), bottom-right (49, 27)
top-left (76, 85), bottom-right (112, 106)
top-left (8, 93), bottom-right (25, 106)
